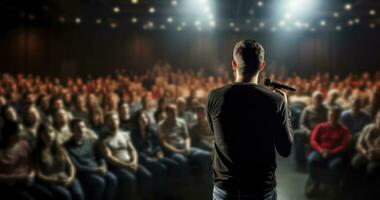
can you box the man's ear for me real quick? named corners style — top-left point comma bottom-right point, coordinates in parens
top-left (232, 60), bottom-right (238, 71)
top-left (259, 61), bottom-right (266, 72)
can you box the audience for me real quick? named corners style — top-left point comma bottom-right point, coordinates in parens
top-left (0, 66), bottom-right (379, 199)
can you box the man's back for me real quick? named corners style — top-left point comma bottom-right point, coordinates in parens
top-left (207, 82), bottom-right (292, 196)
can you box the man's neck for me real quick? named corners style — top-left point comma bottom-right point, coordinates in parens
top-left (235, 74), bottom-right (259, 84)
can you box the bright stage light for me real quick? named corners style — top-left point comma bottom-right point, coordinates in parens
top-left (148, 7), bottom-right (156, 14)
top-left (286, 0), bottom-right (313, 15)
top-left (131, 17), bottom-right (138, 23)
top-left (179, 0), bottom-right (215, 31)
top-left (369, 9), bottom-right (376, 16)
top-left (345, 4), bottom-right (352, 11)
top-left (75, 17), bottom-right (81, 24)
top-left (320, 20), bottom-right (326, 26)
top-left (113, 7), bottom-right (120, 13)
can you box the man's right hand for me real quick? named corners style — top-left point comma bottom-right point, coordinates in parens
top-left (273, 89), bottom-right (288, 105)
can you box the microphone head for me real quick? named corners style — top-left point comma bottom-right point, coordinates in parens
top-left (264, 78), bottom-right (272, 87)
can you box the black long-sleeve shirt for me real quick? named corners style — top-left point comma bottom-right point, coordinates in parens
top-left (206, 82), bottom-right (293, 196)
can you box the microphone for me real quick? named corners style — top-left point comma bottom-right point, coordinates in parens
top-left (264, 78), bottom-right (296, 91)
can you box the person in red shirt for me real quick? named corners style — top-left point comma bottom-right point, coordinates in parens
top-left (306, 107), bottom-right (351, 197)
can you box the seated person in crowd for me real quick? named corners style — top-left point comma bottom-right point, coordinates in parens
top-left (34, 123), bottom-right (84, 200)
top-left (336, 87), bottom-right (353, 110)
top-left (306, 107), bottom-right (351, 197)
top-left (189, 105), bottom-right (214, 151)
top-left (118, 102), bottom-right (133, 132)
top-left (324, 89), bottom-right (342, 110)
top-left (157, 104), bottom-right (212, 184)
top-left (0, 121), bottom-right (52, 200)
top-left (88, 106), bottom-right (105, 137)
top-left (52, 108), bottom-right (72, 145)
top-left (132, 110), bottom-right (180, 198)
top-left (50, 97), bottom-right (73, 120)
top-left (351, 111), bottom-right (380, 176)
top-left (71, 94), bottom-right (89, 124)
top-left (22, 106), bottom-right (41, 148)
top-left (65, 119), bottom-right (117, 200)
top-left (176, 97), bottom-right (196, 127)
top-left (100, 112), bottom-right (153, 200)
top-left (295, 91), bottom-right (328, 165)
top-left (340, 98), bottom-right (372, 136)
top-left (154, 97), bottom-right (168, 124)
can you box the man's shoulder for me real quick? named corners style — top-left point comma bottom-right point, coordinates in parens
top-left (208, 83), bottom-right (280, 99)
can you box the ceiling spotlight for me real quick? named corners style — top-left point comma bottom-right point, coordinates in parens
top-left (160, 25), bottom-right (166, 30)
top-left (348, 20), bottom-right (354, 26)
top-left (234, 27), bottom-right (240, 32)
top-left (259, 22), bottom-right (265, 27)
top-left (113, 6), bottom-right (120, 13)
top-left (149, 7), bottom-right (156, 14)
top-left (208, 14), bottom-right (214, 20)
top-left (310, 28), bottom-right (316, 32)
top-left (257, 1), bottom-right (263, 7)
top-left (245, 19), bottom-right (251, 24)
top-left (344, 4), bottom-right (352, 11)
top-left (167, 17), bottom-right (173, 23)
top-left (320, 20), bottom-right (326, 26)
top-left (253, 27), bottom-right (259, 32)
top-left (148, 21), bottom-right (154, 28)
top-left (177, 26), bottom-right (182, 31)
top-left (336, 26), bottom-right (341, 31)
top-left (333, 12), bottom-right (339, 18)
top-left (271, 27), bottom-right (277, 32)
top-left (354, 18), bottom-right (360, 24)
top-left (369, 23), bottom-right (376, 29)
top-left (249, 9), bottom-right (254, 15)
top-left (131, 0), bottom-right (138, 4)
top-left (369, 9), bottom-right (376, 16)
top-left (279, 20), bottom-right (286, 27)
top-left (181, 22), bottom-right (187, 26)
top-left (172, 1), bottom-right (178, 6)
top-left (229, 22), bottom-right (235, 27)
top-left (197, 27), bottom-right (203, 32)
top-left (110, 23), bottom-right (117, 29)
top-left (131, 17), bottom-right (138, 23)
top-left (96, 18), bottom-right (102, 24)
top-left (75, 17), bottom-right (81, 24)
top-left (194, 20), bottom-right (201, 26)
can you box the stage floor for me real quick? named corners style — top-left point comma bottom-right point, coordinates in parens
top-left (276, 152), bottom-right (308, 200)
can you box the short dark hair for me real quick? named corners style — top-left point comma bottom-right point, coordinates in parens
top-left (233, 40), bottom-right (265, 76)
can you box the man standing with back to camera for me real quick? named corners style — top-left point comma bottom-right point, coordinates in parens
top-left (206, 40), bottom-right (293, 200)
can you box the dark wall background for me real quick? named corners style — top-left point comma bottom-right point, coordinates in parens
top-left (0, 24), bottom-right (379, 77)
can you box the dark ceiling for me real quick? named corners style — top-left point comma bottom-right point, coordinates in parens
top-left (1, 0), bottom-right (380, 32)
